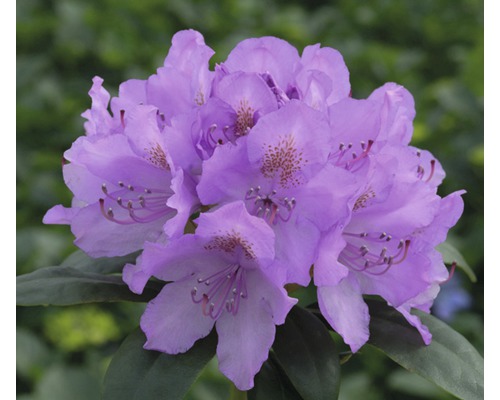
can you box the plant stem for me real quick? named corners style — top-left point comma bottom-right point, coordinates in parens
top-left (229, 382), bottom-right (247, 400)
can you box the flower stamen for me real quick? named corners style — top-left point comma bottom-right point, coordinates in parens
top-left (245, 186), bottom-right (296, 224)
top-left (330, 139), bottom-right (374, 172)
top-left (191, 264), bottom-right (248, 319)
top-left (341, 231), bottom-right (411, 275)
top-left (99, 181), bottom-right (173, 225)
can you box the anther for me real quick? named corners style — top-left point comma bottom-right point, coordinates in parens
top-left (101, 183), bottom-right (108, 194)
top-left (443, 261), bottom-right (457, 283)
top-left (425, 160), bottom-right (436, 183)
top-left (127, 185), bottom-right (134, 191)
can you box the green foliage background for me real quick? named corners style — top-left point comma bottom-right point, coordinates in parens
top-left (17, 0), bottom-right (483, 398)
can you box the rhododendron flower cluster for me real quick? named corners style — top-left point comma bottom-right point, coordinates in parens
top-left (44, 30), bottom-right (464, 390)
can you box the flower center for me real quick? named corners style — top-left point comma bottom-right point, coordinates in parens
top-left (340, 231), bottom-right (411, 275)
top-left (202, 123), bottom-right (232, 150)
top-left (353, 188), bottom-right (376, 212)
top-left (191, 264), bottom-right (248, 319)
top-left (204, 230), bottom-right (256, 260)
top-left (146, 143), bottom-right (169, 170)
top-left (245, 186), bottom-right (296, 225)
top-left (99, 181), bottom-right (174, 225)
top-left (261, 135), bottom-right (306, 188)
top-left (234, 99), bottom-right (255, 137)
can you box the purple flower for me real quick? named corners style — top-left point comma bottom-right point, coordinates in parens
top-left (82, 30), bottom-right (214, 138)
top-left (43, 104), bottom-right (197, 257)
top-left (42, 29), bottom-right (467, 383)
top-left (220, 36), bottom-right (351, 110)
top-left (315, 144), bottom-right (465, 351)
top-left (43, 29), bottom-right (215, 257)
top-left (197, 100), bottom-right (358, 285)
top-left (124, 202), bottom-right (297, 390)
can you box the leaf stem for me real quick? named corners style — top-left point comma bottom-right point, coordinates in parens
top-left (229, 382), bottom-right (247, 400)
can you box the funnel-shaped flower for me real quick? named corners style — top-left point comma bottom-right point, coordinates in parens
top-left (198, 100), bottom-right (358, 285)
top-left (124, 202), bottom-right (296, 390)
top-left (43, 105), bottom-right (197, 257)
top-left (314, 146), bottom-right (464, 352)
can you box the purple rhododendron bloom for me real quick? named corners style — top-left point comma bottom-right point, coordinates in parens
top-left (43, 29), bottom-right (466, 389)
top-left (124, 202), bottom-right (296, 390)
top-left (315, 137), bottom-right (464, 351)
top-left (198, 100), bottom-right (358, 285)
top-left (44, 104), bottom-right (180, 257)
top-left (43, 30), bottom-right (213, 256)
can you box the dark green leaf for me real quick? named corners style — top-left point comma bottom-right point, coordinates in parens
top-left (437, 241), bottom-right (477, 282)
top-left (248, 353), bottom-right (303, 400)
top-left (102, 328), bottom-right (217, 400)
top-left (36, 366), bottom-right (101, 400)
top-left (272, 306), bottom-right (340, 400)
top-left (367, 300), bottom-right (483, 400)
top-left (60, 250), bottom-right (140, 274)
top-left (16, 266), bottom-right (162, 306)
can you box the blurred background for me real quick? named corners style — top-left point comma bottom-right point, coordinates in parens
top-left (17, 0), bottom-right (483, 399)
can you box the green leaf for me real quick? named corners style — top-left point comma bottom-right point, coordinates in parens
top-left (272, 306), bottom-right (340, 400)
top-left (16, 266), bottom-right (162, 306)
top-left (437, 241), bottom-right (477, 282)
top-left (248, 354), bottom-right (304, 400)
top-left (367, 300), bottom-right (483, 400)
top-left (36, 365), bottom-right (101, 400)
top-left (102, 328), bottom-right (217, 400)
top-left (60, 250), bottom-right (140, 274)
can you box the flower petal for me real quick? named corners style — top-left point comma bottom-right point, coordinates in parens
top-left (196, 201), bottom-right (276, 268)
top-left (141, 279), bottom-right (215, 354)
top-left (314, 226), bottom-right (350, 287)
top-left (216, 295), bottom-right (276, 390)
top-left (318, 276), bottom-right (370, 352)
top-left (223, 36), bottom-right (300, 90)
top-left (300, 43), bottom-right (350, 105)
top-left (71, 202), bottom-right (167, 258)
